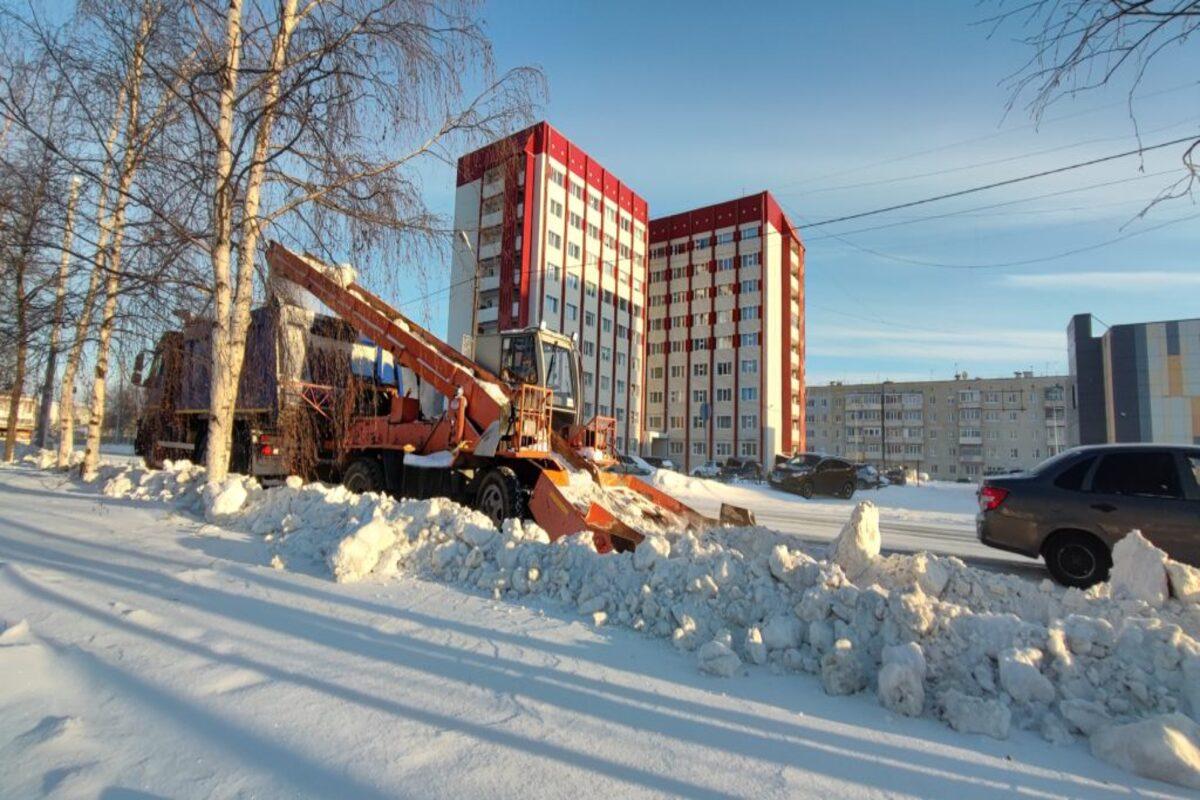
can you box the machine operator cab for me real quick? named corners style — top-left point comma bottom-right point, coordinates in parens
top-left (473, 326), bottom-right (582, 432)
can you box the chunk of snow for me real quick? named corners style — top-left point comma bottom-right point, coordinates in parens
top-left (633, 534), bottom-right (670, 570)
top-left (1166, 560), bottom-right (1200, 604)
top-left (999, 647), bottom-right (1055, 704)
top-left (206, 479), bottom-right (248, 520)
top-left (697, 639), bottom-right (741, 677)
top-left (405, 451), bottom-right (455, 469)
top-left (878, 643), bottom-right (925, 717)
top-left (821, 638), bottom-right (866, 696)
top-left (941, 690), bottom-right (1011, 739)
top-left (1090, 714), bottom-right (1200, 790)
top-left (826, 501), bottom-right (879, 580)
top-left (1110, 530), bottom-right (1169, 607)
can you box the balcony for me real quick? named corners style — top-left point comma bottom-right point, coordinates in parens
top-left (482, 178), bottom-right (503, 199)
top-left (481, 209), bottom-right (503, 228)
top-left (476, 305), bottom-right (498, 324)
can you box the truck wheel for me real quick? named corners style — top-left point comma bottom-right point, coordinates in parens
top-left (1043, 530), bottom-right (1111, 588)
top-left (475, 467), bottom-right (525, 528)
top-left (342, 459), bottom-right (384, 494)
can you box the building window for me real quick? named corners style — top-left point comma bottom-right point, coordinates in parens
top-left (740, 387), bottom-right (758, 401)
top-left (741, 305), bottom-right (760, 320)
top-left (692, 441), bottom-right (706, 455)
top-left (693, 390), bottom-right (707, 404)
top-left (740, 442), bottom-right (758, 457)
top-left (549, 199), bottom-right (563, 218)
top-left (716, 442), bottom-right (731, 456)
top-left (741, 226), bottom-right (760, 239)
top-left (549, 168), bottom-right (565, 187)
top-left (716, 387), bottom-right (732, 402)
top-left (740, 414), bottom-right (758, 429)
top-left (739, 333), bottom-right (756, 346)
top-left (716, 232), bottom-right (734, 244)
top-left (566, 303), bottom-right (577, 321)
top-left (716, 415), bottom-right (732, 429)
top-left (740, 252), bottom-right (760, 268)
top-left (716, 361), bottom-right (732, 376)
top-left (741, 358), bottom-right (758, 374)
top-left (692, 363), bottom-right (708, 377)
top-left (546, 296), bottom-right (559, 314)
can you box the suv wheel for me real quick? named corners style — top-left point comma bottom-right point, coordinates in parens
top-left (797, 481), bottom-right (814, 499)
top-left (1043, 531), bottom-right (1111, 588)
top-left (838, 481), bottom-right (855, 499)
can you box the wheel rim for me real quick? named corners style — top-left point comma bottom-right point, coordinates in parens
top-left (843, 482), bottom-right (853, 497)
top-left (1057, 543), bottom-right (1096, 580)
top-left (345, 473), bottom-right (368, 492)
top-left (479, 483), bottom-right (506, 525)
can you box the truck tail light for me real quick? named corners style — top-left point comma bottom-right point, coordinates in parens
top-left (979, 485), bottom-right (1009, 512)
top-left (259, 433), bottom-right (275, 457)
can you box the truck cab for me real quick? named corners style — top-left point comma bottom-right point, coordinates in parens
top-left (472, 326), bottom-right (582, 431)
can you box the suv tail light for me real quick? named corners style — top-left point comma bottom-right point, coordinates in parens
top-left (979, 485), bottom-right (1009, 512)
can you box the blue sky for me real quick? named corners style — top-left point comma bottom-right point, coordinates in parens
top-left (396, 0), bottom-right (1200, 386)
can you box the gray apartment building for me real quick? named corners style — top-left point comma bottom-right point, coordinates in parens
top-left (1069, 313), bottom-right (1200, 445)
top-left (805, 372), bottom-right (1076, 480)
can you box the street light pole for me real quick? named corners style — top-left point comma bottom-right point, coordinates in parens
top-left (459, 230), bottom-right (479, 358)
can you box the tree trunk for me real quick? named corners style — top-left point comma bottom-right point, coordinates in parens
top-left (208, 0), bottom-right (299, 482)
top-left (204, 0), bottom-right (244, 483)
top-left (59, 89), bottom-right (127, 469)
top-left (35, 174), bottom-right (82, 449)
top-left (3, 266), bottom-right (29, 463)
top-left (80, 17), bottom-right (147, 479)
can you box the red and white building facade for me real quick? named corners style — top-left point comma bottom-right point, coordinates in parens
top-left (642, 193), bottom-right (806, 472)
top-left (448, 122), bottom-right (650, 453)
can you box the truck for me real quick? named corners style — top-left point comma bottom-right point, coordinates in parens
top-left (133, 242), bottom-right (750, 551)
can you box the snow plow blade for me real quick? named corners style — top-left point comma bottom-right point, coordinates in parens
top-left (526, 471), bottom-right (644, 554)
top-left (719, 503), bottom-right (756, 527)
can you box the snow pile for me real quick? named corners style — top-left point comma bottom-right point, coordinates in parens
top-left (24, 457), bottom-right (1200, 789)
top-left (1110, 530), bottom-right (1169, 606)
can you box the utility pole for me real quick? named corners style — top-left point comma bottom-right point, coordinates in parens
top-left (879, 380), bottom-right (888, 469)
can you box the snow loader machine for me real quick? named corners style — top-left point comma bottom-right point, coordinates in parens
top-left (132, 242), bottom-right (752, 551)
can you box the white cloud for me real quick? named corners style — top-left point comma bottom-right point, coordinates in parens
top-left (1003, 270), bottom-right (1200, 289)
top-left (806, 324), bottom-right (1066, 368)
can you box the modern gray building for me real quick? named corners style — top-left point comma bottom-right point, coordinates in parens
top-left (1068, 313), bottom-right (1200, 445)
top-left (805, 372), bottom-right (1075, 481)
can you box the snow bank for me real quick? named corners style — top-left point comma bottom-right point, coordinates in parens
top-left (22, 456), bottom-right (1200, 790)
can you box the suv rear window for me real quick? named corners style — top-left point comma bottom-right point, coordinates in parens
top-left (1053, 455), bottom-right (1095, 491)
top-left (1091, 451), bottom-right (1183, 499)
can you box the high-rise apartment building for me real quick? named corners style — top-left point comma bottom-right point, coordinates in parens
top-left (1069, 313), bottom-right (1200, 445)
top-left (641, 192), bottom-right (805, 471)
top-left (805, 372), bottom-right (1075, 480)
top-left (448, 122), bottom-right (650, 453)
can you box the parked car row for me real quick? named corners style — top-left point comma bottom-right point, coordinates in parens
top-left (690, 457), bottom-right (763, 482)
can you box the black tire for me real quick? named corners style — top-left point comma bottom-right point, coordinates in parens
top-left (342, 458), bottom-right (384, 494)
top-left (1043, 530), bottom-right (1111, 588)
top-left (838, 481), bottom-right (856, 500)
top-left (475, 466), bottom-right (526, 528)
top-left (797, 481), bottom-right (814, 499)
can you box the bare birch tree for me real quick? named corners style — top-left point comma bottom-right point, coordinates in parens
top-left (166, 0), bottom-right (543, 481)
top-left (992, 0), bottom-right (1200, 205)
top-left (33, 173), bottom-right (81, 448)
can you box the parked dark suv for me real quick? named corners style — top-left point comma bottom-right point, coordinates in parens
top-left (769, 455), bottom-right (857, 499)
top-left (977, 444), bottom-right (1200, 587)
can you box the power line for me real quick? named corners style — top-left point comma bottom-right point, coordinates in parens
top-left (773, 79), bottom-right (1200, 192)
top-left (812, 210), bottom-right (1200, 270)
top-left (802, 133), bottom-right (1200, 228)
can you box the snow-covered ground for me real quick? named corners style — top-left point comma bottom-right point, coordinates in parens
top-left (647, 470), bottom-right (1027, 567)
top-left (3, 460), bottom-right (1200, 797)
